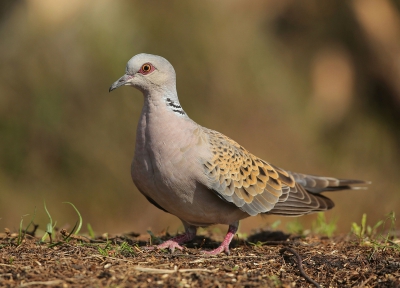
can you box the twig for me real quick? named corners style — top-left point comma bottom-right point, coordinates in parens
top-left (82, 255), bottom-right (136, 264)
top-left (256, 240), bottom-right (292, 246)
top-left (59, 230), bottom-right (90, 243)
top-left (359, 275), bottom-right (374, 287)
top-left (134, 266), bottom-right (218, 274)
top-left (25, 224), bottom-right (39, 237)
top-left (20, 280), bottom-right (64, 287)
top-left (280, 247), bottom-right (321, 288)
top-left (0, 263), bottom-right (14, 267)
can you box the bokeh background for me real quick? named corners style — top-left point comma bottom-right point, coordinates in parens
top-left (1, 0), bottom-right (399, 237)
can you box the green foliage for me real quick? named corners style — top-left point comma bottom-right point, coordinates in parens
top-left (41, 201), bottom-right (57, 243)
top-left (98, 241), bottom-right (112, 257)
top-left (312, 213), bottom-right (337, 237)
top-left (96, 240), bottom-right (136, 257)
top-left (17, 207), bottom-right (36, 246)
top-left (248, 241), bottom-right (265, 247)
top-left (268, 275), bottom-right (282, 286)
top-left (369, 212), bottom-right (399, 257)
top-left (351, 211), bottom-right (399, 254)
top-left (286, 220), bottom-right (308, 237)
top-left (9, 203), bottom-right (136, 258)
top-left (63, 202), bottom-right (82, 235)
top-left (236, 232), bottom-right (248, 240)
top-left (270, 220), bottom-right (281, 230)
top-left (87, 223), bottom-right (95, 239)
top-left (35, 201), bottom-right (83, 245)
top-left (96, 235), bottom-right (136, 257)
top-left (381, 211), bottom-right (397, 242)
top-left (351, 213), bottom-right (383, 241)
top-left (62, 221), bottom-right (79, 243)
top-left (118, 241), bottom-right (135, 257)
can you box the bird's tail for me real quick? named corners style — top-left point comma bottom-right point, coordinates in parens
top-left (288, 172), bottom-right (370, 193)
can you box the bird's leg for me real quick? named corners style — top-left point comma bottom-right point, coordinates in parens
top-left (201, 222), bottom-right (238, 255)
top-left (154, 222), bottom-right (197, 253)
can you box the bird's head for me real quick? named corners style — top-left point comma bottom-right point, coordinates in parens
top-left (109, 53), bottom-right (176, 94)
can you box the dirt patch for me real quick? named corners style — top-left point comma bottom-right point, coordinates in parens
top-left (1, 230), bottom-right (399, 287)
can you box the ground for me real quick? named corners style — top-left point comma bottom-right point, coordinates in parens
top-left (0, 229), bottom-right (399, 287)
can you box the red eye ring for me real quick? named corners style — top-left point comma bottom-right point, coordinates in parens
top-left (139, 63), bottom-right (155, 75)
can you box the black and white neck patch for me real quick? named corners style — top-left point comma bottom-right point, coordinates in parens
top-left (166, 97), bottom-right (186, 115)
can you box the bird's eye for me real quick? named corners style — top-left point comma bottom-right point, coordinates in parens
top-left (139, 63), bottom-right (154, 75)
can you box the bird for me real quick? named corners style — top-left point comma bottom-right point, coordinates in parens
top-left (109, 53), bottom-right (368, 255)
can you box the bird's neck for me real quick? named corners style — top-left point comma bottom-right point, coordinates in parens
top-left (137, 89), bottom-right (190, 142)
top-left (143, 88), bottom-right (186, 117)
top-left (135, 88), bottom-right (193, 157)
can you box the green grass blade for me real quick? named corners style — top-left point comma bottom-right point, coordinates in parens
top-left (18, 214), bottom-right (28, 246)
top-left (87, 223), bottom-right (95, 239)
top-left (361, 213), bottom-right (367, 238)
top-left (41, 201), bottom-right (54, 242)
top-left (62, 220), bottom-right (78, 242)
top-left (63, 202), bottom-right (82, 235)
top-left (17, 208), bottom-right (37, 246)
top-left (43, 201), bottom-right (53, 232)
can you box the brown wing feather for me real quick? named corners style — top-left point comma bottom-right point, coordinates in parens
top-left (201, 128), bottom-right (368, 217)
top-left (203, 129), bottom-right (296, 216)
top-left (267, 183), bottom-right (334, 216)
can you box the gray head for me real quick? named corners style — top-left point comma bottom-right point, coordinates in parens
top-left (109, 53), bottom-right (176, 94)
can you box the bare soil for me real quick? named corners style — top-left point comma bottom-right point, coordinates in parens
top-left (1, 229), bottom-right (399, 287)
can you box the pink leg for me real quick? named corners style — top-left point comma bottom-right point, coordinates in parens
top-left (148, 223), bottom-right (197, 253)
top-left (201, 223), bottom-right (238, 255)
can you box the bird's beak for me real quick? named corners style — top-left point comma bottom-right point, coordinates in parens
top-left (109, 74), bottom-right (133, 92)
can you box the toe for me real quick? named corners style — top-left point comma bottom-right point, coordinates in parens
top-left (157, 240), bottom-right (184, 253)
top-left (200, 244), bottom-right (228, 256)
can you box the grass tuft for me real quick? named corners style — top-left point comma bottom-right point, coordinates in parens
top-left (351, 211), bottom-right (399, 258)
top-left (312, 212), bottom-right (337, 237)
top-left (352, 213), bottom-right (383, 242)
top-left (17, 207), bottom-right (36, 246)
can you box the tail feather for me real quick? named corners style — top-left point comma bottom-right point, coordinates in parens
top-left (288, 172), bottom-right (370, 193)
top-left (266, 171), bottom-right (369, 217)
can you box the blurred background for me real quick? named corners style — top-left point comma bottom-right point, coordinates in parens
top-left (0, 0), bottom-right (399, 237)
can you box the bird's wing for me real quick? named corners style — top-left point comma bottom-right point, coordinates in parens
top-left (266, 181), bottom-right (334, 216)
top-left (200, 129), bottom-right (367, 216)
top-left (201, 129), bottom-right (296, 216)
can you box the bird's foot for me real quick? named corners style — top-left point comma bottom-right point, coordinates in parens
top-left (201, 241), bottom-right (231, 255)
top-left (200, 223), bottom-right (238, 256)
top-left (145, 230), bottom-right (196, 253)
top-left (156, 240), bottom-right (185, 253)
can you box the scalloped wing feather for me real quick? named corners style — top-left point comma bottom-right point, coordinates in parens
top-left (202, 129), bottom-right (296, 216)
top-left (200, 128), bottom-right (366, 217)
